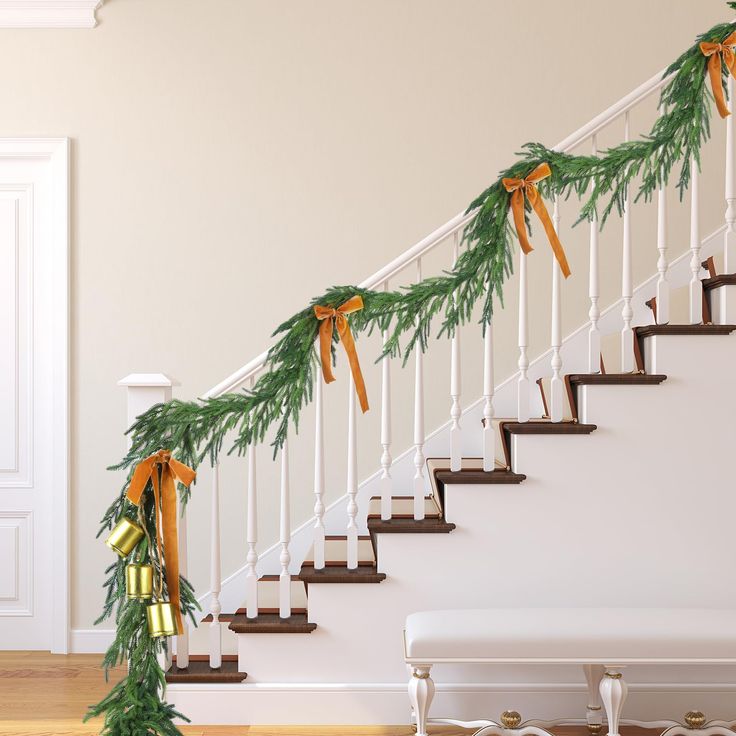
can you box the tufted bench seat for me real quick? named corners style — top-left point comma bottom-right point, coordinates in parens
top-left (404, 609), bottom-right (736, 736)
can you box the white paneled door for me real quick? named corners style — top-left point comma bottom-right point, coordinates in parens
top-left (0, 139), bottom-right (69, 652)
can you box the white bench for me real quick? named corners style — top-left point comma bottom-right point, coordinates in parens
top-left (404, 608), bottom-right (736, 736)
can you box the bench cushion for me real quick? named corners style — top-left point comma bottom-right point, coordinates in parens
top-left (404, 608), bottom-right (736, 663)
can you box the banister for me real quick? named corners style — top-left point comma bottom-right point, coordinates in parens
top-left (203, 63), bottom-right (673, 400)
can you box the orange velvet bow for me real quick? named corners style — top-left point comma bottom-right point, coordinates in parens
top-left (313, 295), bottom-right (369, 413)
top-left (700, 31), bottom-right (736, 119)
top-left (502, 162), bottom-right (571, 279)
top-left (126, 449), bottom-right (196, 635)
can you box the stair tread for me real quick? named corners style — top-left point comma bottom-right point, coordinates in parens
top-left (434, 468), bottom-right (526, 485)
top-left (166, 657), bottom-right (247, 683)
top-left (703, 274), bottom-right (736, 290)
top-left (202, 607), bottom-right (307, 622)
top-left (367, 517), bottom-right (455, 533)
top-left (501, 420), bottom-right (597, 434)
top-left (298, 565), bottom-right (386, 584)
top-left (228, 612), bottom-right (317, 634)
top-left (635, 324), bottom-right (736, 337)
top-left (567, 373), bottom-right (667, 385)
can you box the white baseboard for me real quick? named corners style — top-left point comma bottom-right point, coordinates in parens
top-left (70, 628), bottom-right (115, 653)
top-left (167, 680), bottom-right (736, 725)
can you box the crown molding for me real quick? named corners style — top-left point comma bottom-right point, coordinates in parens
top-left (0, 1), bottom-right (103, 28)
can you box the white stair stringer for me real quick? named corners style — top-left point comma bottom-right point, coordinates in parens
top-left (170, 329), bottom-right (736, 724)
top-left (196, 225), bottom-right (724, 618)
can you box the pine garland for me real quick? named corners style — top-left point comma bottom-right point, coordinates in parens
top-left (90, 7), bottom-right (736, 734)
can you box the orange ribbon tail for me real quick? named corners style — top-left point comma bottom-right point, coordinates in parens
top-left (313, 295), bottom-right (369, 413)
top-left (126, 450), bottom-right (196, 635)
top-left (701, 32), bottom-right (736, 119)
top-left (502, 163), bottom-right (571, 278)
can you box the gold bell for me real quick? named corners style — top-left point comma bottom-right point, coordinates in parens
top-left (105, 517), bottom-right (145, 557)
top-left (146, 601), bottom-right (178, 638)
top-left (126, 563), bottom-right (153, 600)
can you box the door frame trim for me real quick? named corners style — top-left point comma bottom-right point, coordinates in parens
top-left (0, 138), bottom-right (70, 652)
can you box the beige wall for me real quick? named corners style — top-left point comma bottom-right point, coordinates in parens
top-left (0, 0), bottom-right (728, 631)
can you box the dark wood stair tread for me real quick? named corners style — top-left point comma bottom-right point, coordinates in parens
top-left (202, 607), bottom-right (307, 623)
top-left (567, 373), bottom-right (666, 385)
top-left (635, 324), bottom-right (736, 337)
top-left (367, 518), bottom-right (455, 533)
top-left (502, 420), bottom-right (596, 434)
top-left (298, 565), bottom-right (386, 584)
top-left (434, 469), bottom-right (526, 486)
top-left (228, 612), bottom-right (317, 634)
top-left (166, 655), bottom-right (247, 683)
top-left (703, 274), bottom-right (736, 290)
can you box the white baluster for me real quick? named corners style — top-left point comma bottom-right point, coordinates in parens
top-left (449, 233), bottom-right (462, 471)
top-left (413, 258), bottom-right (426, 519)
top-left (209, 461), bottom-right (222, 669)
top-left (176, 491), bottom-right (189, 669)
top-left (380, 281), bottom-right (392, 521)
top-left (279, 440), bottom-right (291, 618)
top-left (588, 135), bottom-right (601, 373)
top-left (482, 320), bottom-right (496, 472)
top-left (346, 376), bottom-right (359, 568)
top-left (245, 379), bottom-right (259, 620)
top-left (621, 112), bottom-right (635, 373)
top-left (313, 367), bottom-right (326, 569)
top-left (550, 196), bottom-right (563, 422)
top-left (656, 111), bottom-right (670, 325)
top-left (690, 157), bottom-right (703, 324)
top-left (725, 74), bottom-right (736, 273)
top-left (517, 248), bottom-right (530, 422)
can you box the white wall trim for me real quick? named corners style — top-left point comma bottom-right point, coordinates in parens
top-left (70, 628), bottom-right (115, 653)
top-left (0, 1), bottom-right (102, 28)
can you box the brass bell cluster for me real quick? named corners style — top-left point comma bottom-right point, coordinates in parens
top-left (105, 516), bottom-right (178, 638)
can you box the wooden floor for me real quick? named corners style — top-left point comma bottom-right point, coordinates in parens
top-left (0, 651), bottom-right (646, 736)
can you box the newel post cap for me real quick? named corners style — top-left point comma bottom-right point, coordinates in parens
top-left (117, 373), bottom-right (178, 388)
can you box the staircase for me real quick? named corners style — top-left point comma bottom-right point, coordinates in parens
top-left (118, 63), bottom-right (736, 726)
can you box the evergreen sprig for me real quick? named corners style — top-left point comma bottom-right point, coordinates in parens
top-left (90, 8), bottom-right (736, 734)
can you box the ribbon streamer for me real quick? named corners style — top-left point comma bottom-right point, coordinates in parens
top-left (314, 295), bottom-right (370, 413)
top-left (700, 31), bottom-right (736, 119)
top-left (126, 449), bottom-right (196, 635)
top-left (502, 162), bottom-right (571, 278)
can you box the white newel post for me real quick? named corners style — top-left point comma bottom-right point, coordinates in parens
top-left (690, 157), bottom-right (703, 324)
top-left (245, 378), bottom-right (259, 619)
top-left (413, 259), bottom-right (426, 519)
top-left (449, 233), bottom-right (462, 471)
top-left (118, 373), bottom-right (175, 671)
top-left (313, 369), bottom-right (326, 569)
top-left (517, 248), bottom-right (530, 422)
top-left (621, 112), bottom-right (635, 373)
top-left (550, 196), bottom-right (563, 422)
top-left (380, 281), bottom-right (393, 521)
top-left (209, 461), bottom-right (222, 668)
top-left (588, 135), bottom-right (601, 373)
top-left (279, 440), bottom-right (292, 617)
top-left (726, 75), bottom-right (736, 273)
top-left (482, 320), bottom-right (496, 472)
top-left (346, 376), bottom-right (359, 567)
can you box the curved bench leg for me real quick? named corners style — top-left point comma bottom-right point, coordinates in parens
top-left (600, 668), bottom-right (628, 736)
top-left (409, 666), bottom-right (435, 736)
top-left (584, 665), bottom-right (606, 733)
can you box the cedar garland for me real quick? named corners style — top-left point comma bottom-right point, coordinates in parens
top-left (90, 6), bottom-right (736, 734)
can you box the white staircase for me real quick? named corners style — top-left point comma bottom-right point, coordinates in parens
top-left (118, 60), bottom-right (736, 726)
